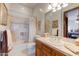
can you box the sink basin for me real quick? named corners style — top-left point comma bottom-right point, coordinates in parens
top-left (47, 37), bottom-right (63, 46)
top-left (48, 36), bottom-right (63, 42)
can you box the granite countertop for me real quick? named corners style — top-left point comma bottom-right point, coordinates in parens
top-left (36, 36), bottom-right (79, 56)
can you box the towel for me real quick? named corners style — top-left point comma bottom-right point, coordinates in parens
top-left (0, 25), bottom-right (13, 53)
top-left (0, 31), bottom-right (3, 42)
top-left (7, 29), bottom-right (13, 52)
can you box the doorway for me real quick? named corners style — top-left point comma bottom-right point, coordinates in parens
top-left (64, 7), bottom-right (79, 39)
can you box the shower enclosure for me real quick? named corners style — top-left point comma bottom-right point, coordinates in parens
top-left (10, 16), bottom-right (36, 56)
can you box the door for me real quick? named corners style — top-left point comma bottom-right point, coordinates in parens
top-left (64, 14), bottom-right (68, 37)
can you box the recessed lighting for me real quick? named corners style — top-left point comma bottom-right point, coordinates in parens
top-left (57, 6), bottom-right (62, 10)
top-left (40, 9), bottom-right (43, 12)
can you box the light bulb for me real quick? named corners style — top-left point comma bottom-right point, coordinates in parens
top-left (57, 6), bottom-right (62, 10)
top-left (62, 3), bottom-right (68, 7)
top-left (48, 4), bottom-right (52, 10)
top-left (52, 3), bottom-right (58, 8)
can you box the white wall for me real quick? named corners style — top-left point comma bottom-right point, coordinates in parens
top-left (5, 3), bottom-right (33, 29)
top-left (45, 3), bottom-right (79, 36)
top-left (6, 3), bottom-right (33, 17)
top-left (32, 7), bottom-right (45, 35)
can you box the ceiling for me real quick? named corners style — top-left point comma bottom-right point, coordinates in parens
top-left (19, 3), bottom-right (50, 13)
top-left (6, 3), bottom-right (51, 13)
top-left (19, 3), bottom-right (38, 8)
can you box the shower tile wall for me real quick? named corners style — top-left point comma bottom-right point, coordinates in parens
top-left (11, 17), bottom-right (36, 43)
top-left (11, 20), bottom-right (29, 42)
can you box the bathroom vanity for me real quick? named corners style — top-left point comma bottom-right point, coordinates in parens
top-left (35, 36), bottom-right (78, 56)
top-left (36, 40), bottom-right (65, 56)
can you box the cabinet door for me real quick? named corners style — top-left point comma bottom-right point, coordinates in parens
top-left (55, 50), bottom-right (65, 56)
top-left (42, 44), bottom-right (52, 56)
top-left (42, 50), bottom-right (51, 56)
top-left (36, 40), bottom-right (42, 48)
top-left (36, 40), bottom-right (43, 56)
top-left (36, 47), bottom-right (42, 56)
top-left (51, 51), bottom-right (56, 56)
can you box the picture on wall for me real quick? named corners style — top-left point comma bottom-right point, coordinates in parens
top-left (52, 20), bottom-right (58, 28)
top-left (52, 20), bottom-right (58, 36)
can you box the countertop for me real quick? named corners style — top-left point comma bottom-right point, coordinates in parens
top-left (36, 36), bottom-right (79, 56)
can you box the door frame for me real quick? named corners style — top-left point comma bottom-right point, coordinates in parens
top-left (63, 6), bottom-right (79, 37)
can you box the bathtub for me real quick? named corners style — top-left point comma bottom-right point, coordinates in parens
top-left (8, 42), bottom-right (35, 56)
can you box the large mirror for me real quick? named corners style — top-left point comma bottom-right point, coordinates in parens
top-left (45, 12), bottom-right (58, 36)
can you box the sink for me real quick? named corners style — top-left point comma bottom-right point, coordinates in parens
top-left (49, 36), bottom-right (63, 42)
top-left (45, 36), bottom-right (75, 48)
top-left (47, 37), bottom-right (63, 46)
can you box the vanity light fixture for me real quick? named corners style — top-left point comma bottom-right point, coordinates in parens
top-left (62, 3), bottom-right (68, 8)
top-left (48, 3), bottom-right (69, 12)
top-left (52, 3), bottom-right (58, 8)
top-left (53, 8), bottom-right (56, 12)
top-left (48, 3), bottom-right (52, 10)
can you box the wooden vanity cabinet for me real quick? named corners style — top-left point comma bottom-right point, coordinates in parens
top-left (55, 50), bottom-right (65, 56)
top-left (42, 43), bottom-right (52, 56)
top-left (36, 47), bottom-right (42, 56)
top-left (52, 49), bottom-right (65, 56)
top-left (36, 40), bottom-right (65, 56)
top-left (35, 40), bottom-right (43, 56)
